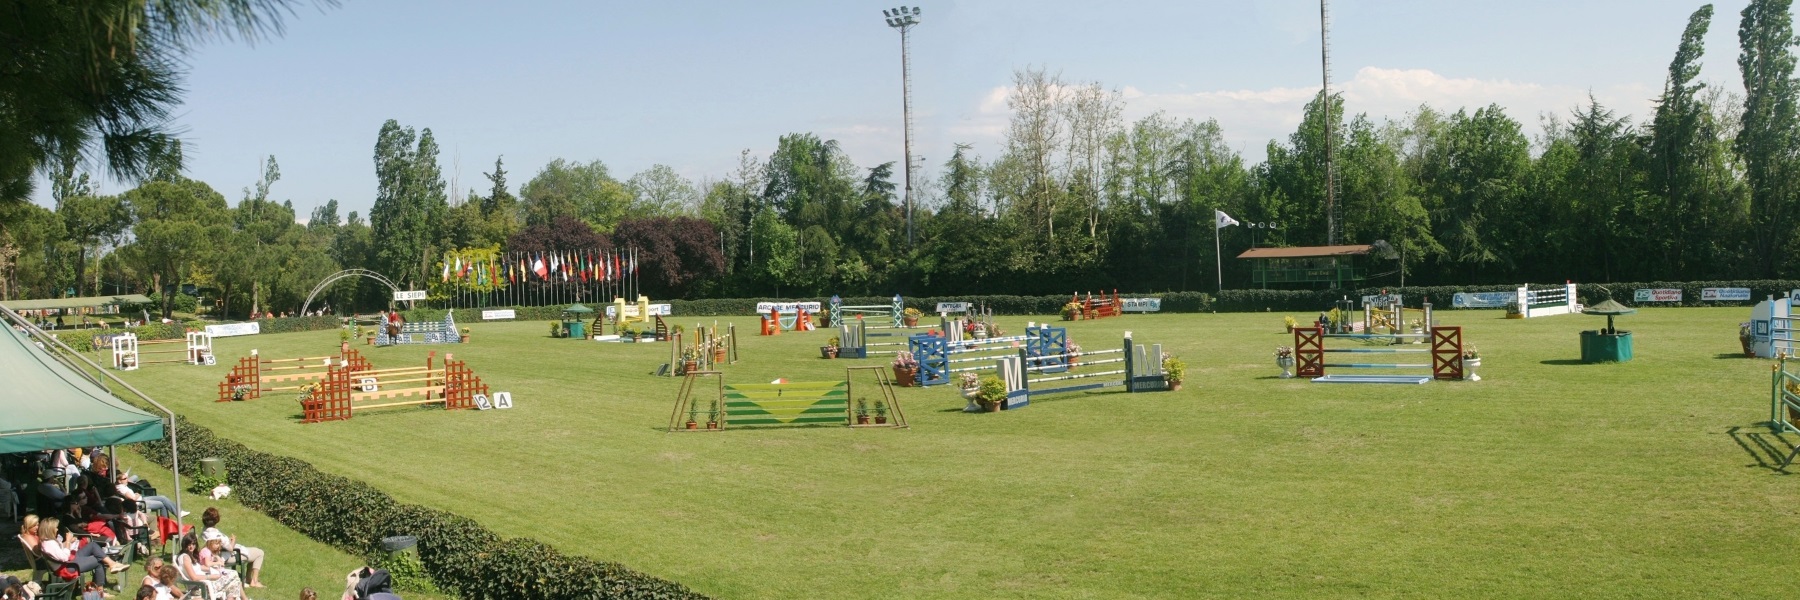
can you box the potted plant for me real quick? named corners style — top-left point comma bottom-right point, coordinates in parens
top-left (686, 399), bottom-right (699, 429)
top-left (958, 373), bottom-right (982, 411)
top-left (680, 346), bottom-right (701, 375)
top-left (714, 345), bottom-right (728, 363)
top-left (902, 307), bottom-right (923, 327)
top-left (1065, 341), bottom-right (1083, 369)
top-left (1504, 301), bottom-right (1523, 319)
top-left (339, 328), bottom-right (353, 353)
top-left (1283, 315), bottom-right (1298, 333)
top-left (892, 351), bottom-right (920, 387)
top-left (874, 400), bottom-right (889, 424)
top-left (460, 326), bottom-right (471, 343)
top-left (1462, 345), bottom-right (1482, 381)
top-left (1061, 301), bottom-right (1082, 321)
top-left (855, 398), bottom-right (871, 425)
top-left (1163, 355), bottom-right (1186, 390)
top-left (822, 336), bottom-right (840, 360)
top-left (975, 375), bottom-right (1007, 412)
top-left (706, 397), bottom-right (721, 430)
top-left (620, 323), bottom-right (640, 342)
top-left (1741, 322), bottom-right (1757, 357)
top-left (550, 321), bottom-right (565, 339)
top-left (1275, 346), bottom-right (1295, 379)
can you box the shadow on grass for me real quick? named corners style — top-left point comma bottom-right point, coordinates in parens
top-left (1538, 359), bottom-right (1588, 366)
top-left (1713, 353), bottom-right (1757, 360)
top-left (1725, 425), bottom-right (1798, 474)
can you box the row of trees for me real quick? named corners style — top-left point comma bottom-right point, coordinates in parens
top-left (3, 2), bottom-right (1797, 313)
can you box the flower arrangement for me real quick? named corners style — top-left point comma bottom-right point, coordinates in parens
top-left (892, 351), bottom-right (919, 369)
top-left (1275, 346), bottom-right (1293, 359)
top-left (902, 307), bottom-right (924, 320)
top-left (976, 375), bottom-right (1007, 407)
top-left (1741, 322), bottom-right (1755, 342)
top-left (826, 336), bottom-right (840, 350)
top-left (1061, 302), bottom-right (1082, 320)
top-left (1162, 355), bottom-right (1186, 387)
top-left (1065, 341), bottom-right (1083, 358)
top-left (1463, 344), bottom-right (1480, 360)
top-left (959, 372), bottom-right (979, 390)
top-left (1283, 315), bottom-right (1298, 332)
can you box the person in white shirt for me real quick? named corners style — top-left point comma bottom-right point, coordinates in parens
top-left (37, 517), bottom-right (128, 590)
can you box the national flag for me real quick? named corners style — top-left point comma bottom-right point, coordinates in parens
top-left (1215, 210), bottom-right (1240, 229)
top-left (630, 248), bottom-right (637, 275)
top-left (533, 254), bottom-right (548, 279)
top-left (441, 261), bottom-right (450, 283)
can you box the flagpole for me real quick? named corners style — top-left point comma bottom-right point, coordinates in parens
top-left (1215, 219), bottom-right (1223, 296)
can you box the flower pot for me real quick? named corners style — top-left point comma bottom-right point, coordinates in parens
top-left (715, 349), bottom-right (727, 363)
top-left (822, 347), bottom-right (838, 359)
top-left (683, 360), bottom-right (698, 374)
top-left (1276, 356), bottom-right (1295, 379)
top-left (1463, 357), bottom-right (1482, 381)
top-left (1411, 326), bottom-right (1425, 344)
top-left (894, 366), bottom-right (917, 387)
top-left (981, 399), bottom-right (1001, 413)
top-left (875, 415), bottom-right (887, 424)
top-left (1168, 381), bottom-right (1182, 391)
top-left (857, 415), bottom-right (871, 425)
top-left (1285, 325), bottom-right (1293, 333)
top-left (961, 387), bottom-right (981, 412)
top-left (686, 420), bottom-right (698, 430)
top-left (341, 342), bottom-right (350, 353)
top-left (1062, 314), bottom-right (1077, 322)
top-left (707, 421), bottom-right (719, 430)
top-left (1743, 339), bottom-right (1756, 357)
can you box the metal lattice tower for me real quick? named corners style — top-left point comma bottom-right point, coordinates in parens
top-left (1321, 0), bottom-right (1339, 246)
top-left (885, 7), bottom-right (922, 247)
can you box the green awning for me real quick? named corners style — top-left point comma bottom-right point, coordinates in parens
top-left (562, 304), bottom-right (595, 314)
top-left (0, 322), bottom-right (164, 453)
top-left (0, 294), bottom-right (153, 311)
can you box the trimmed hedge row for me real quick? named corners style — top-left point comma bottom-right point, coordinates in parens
top-left (1215, 280), bottom-right (1800, 312)
top-left (136, 417), bottom-right (709, 600)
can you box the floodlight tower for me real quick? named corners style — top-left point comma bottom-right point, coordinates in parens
top-left (1321, 0), bottom-right (1338, 245)
top-left (884, 6), bottom-right (922, 247)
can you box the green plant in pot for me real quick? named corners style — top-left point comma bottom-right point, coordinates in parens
top-left (1740, 322), bottom-right (1756, 356)
top-left (823, 336), bottom-right (840, 359)
top-left (855, 397), bottom-right (871, 424)
top-left (1283, 315), bottom-right (1298, 332)
top-left (902, 306), bottom-right (924, 327)
top-left (1163, 355), bottom-right (1186, 390)
top-left (1061, 301), bottom-right (1082, 321)
top-left (975, 374), bottom-right (1006, 412)
top-left (874, 399), bottom-right (889, 424)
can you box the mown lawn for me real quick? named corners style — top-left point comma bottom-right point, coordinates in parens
top-left (98, 308), bottom-right (1800, 598)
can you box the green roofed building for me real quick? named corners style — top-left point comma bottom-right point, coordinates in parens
top-left (0, 315), bottom-right (164, 453)
top-left (1236, 245), bottom-right (1373, 289)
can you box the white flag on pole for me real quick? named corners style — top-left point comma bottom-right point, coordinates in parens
top-left (1216, 210), bottom-right (1241, 229)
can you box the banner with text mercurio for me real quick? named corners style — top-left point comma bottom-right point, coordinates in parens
top-left (205, 322), bottom-right (261, 338)
top-left (755, 302), bottom-right (822, 314)
top-left (1700, 287), bottom-right (1751, 301)
top-left (1452, 292), bottom-right (1513, 309)
top-left (1634, 288), bottom-right (1683, 302)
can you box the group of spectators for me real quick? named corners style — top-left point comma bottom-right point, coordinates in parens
top-left (4, 448), bottom-right (267, 600)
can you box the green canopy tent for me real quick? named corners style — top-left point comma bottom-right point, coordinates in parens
top-left (0, 318), bottom-right (164, 453)
top-left (561, 304), bottom-right (595, 339)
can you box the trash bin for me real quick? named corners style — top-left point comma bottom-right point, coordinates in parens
top-left (567, 320), bottom-right (585, 339)
top-left (198, 457), bottom-right (225, 477)
top-left (380, 535), bottom-right (418, 559)
top-left (1580, 330), bottom-right (1633, 363)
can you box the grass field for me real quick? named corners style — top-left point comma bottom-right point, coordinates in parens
top-left (90, 308), bottom-right (1800, 598)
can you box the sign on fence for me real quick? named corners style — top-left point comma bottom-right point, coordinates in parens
top-left (1452, 292), bottom-right (1513, 308)
top-left (935, 302), bottom-right (971, 314)
top-left (393, 290), bottom-right (428, 302)
top-left (1700, 287), bottom-right (1752, 301)
top-left (481, 309), bottom-right (517, 321)
top-left (607, 304), bottom-right (673, 318)
top-left (754, 301), bottom-right (822, 314)
top-left (1122, 298), bottom-right (1162, 312)
top-left (204, 322), bottom-right (261, 338)
top-left (1361, 293), bottom-right (1402, 308)
top-left (1634, 288), bottom-right (1683, 302)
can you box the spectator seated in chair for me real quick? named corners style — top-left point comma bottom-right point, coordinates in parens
top-left (176, 533), bottom-right (245, 600)
top-left (115, 472), bottom-right (183, 520)
top-left (201, 508), bottom-right (265, 589)
top-left (38, 516), bottom-right (129, 591)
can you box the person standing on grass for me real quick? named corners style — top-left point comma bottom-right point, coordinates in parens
top-left (202, 507), bottom-right (266, 589)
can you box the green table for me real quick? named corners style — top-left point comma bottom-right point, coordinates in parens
top-left (1580, 330), bottom-right (1633, 363)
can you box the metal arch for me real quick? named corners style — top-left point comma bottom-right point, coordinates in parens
top-left (301, 268), bottom-right (402, 315)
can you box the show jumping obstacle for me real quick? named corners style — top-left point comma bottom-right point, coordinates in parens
top-left (829, 295), bottom-right (905, 329)
top-left (665, 323), bottom-right (738, 376)
top-left (1749, 294), bottom-right (1799, 359)
top-left (1768, 353), bottom-right (1800, 466)
top-left (111, 331), bottom-right (212, 370)
top-left (1292, 324), bottom-right (1466, 384)
top-left (760, 306), bottom-right (816, 336)
top-left (836, 319), bottom-right (919, 359)
top-left (1071, 290), bottom-right (1122, 320)
top-left (908, 323), bottom-right (1069, 387)
top-left (1514, 283), bottom-right (1581, 318)
top-left (611, 295), bottom-right (670, 338)
top-left (301, 351), bottom-right (488, 423)
top-left (994, 331), bottom-right (1167, 409)
top-left (377, 312), bottom-right (462, 345)
top-left (217, 348), bottom-right (372, 402)
top-left (666, 366), bottom-right (906, 431)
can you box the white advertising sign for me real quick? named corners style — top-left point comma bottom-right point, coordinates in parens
top-left (1634, 288), bottom-right (1683, 302)
top-left (754, 301), bottom-right (822, 314)
top-left (481, 309), bottom-right (517, 321)
top-left (606, 303), bottom-right (673, 318)
top-left (1121, 298), bottom-right (1162, 313)
top-left (393, 290), bottom-right (428, 302)
top-left (1700, 287), bottom-right (1752, 301)
top-left (935, 302), bottom-right (971, 314)
top-left (204, 322), bottom-right (261, 338)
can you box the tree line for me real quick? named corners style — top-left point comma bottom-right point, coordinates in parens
top-left (2, 2), bottom-right (1796, 316)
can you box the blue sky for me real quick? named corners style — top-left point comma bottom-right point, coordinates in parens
top-left (55, 0), bottom-right (1751, 217)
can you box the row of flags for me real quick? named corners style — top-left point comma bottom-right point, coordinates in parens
top-left (440, 248), bottom-right (639, 285)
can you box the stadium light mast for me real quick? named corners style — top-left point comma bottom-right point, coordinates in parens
top-left (884, 6), bottom-right (922, 247)
top-left (1321, 0), bottom-right (1338, 246)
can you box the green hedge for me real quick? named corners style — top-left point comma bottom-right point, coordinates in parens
top-left (1215, 280), bottom-right (1800, 312)
top-left (135, 417), bottom-right (708, 600)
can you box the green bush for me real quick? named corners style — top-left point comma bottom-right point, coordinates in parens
top-left (135, 417), bottom-right (709, 600)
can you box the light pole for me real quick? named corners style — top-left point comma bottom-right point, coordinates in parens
top-left (884, 6), bottom-right (921, 247)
